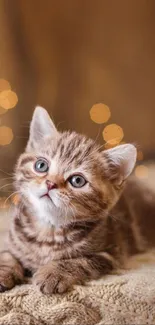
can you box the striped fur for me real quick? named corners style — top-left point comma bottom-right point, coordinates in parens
top-left (1, 106), bottom-right (155, 294)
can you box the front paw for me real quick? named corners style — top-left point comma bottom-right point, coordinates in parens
top-left (0, 269), bottom-right (20, 292)
top-left (33, 263), bottom-right (79, 294)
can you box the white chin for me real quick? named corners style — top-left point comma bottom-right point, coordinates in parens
top-left (43, 195), bottom-right (55, 205)
top-left (37, 199), bottom-right (64, 227)
top-left (25, 191), bottom-right (68, 227)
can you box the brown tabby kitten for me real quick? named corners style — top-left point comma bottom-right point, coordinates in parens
top-left (0, 106), bottom-right (154, 294)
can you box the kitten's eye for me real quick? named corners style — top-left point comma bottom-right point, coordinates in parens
top-left (68, 175), bottom-right (86, 188)
top-left (34, 159), bottom-right (49, 173)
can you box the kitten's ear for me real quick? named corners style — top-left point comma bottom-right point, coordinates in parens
top-left (26, 106), bottom-right (58, 151)
top-left (103, 144), bottom-right (137, 184)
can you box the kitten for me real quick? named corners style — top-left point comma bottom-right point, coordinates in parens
top-left (0, 106), bottom-right (154, 294)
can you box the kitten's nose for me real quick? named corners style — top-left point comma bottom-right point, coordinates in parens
top-left (46, 180), bottom-right (57, 191)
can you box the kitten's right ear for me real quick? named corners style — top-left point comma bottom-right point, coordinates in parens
top-left (26, 106), bottom-right (58, 151)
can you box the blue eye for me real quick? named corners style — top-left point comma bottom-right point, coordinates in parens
top-left (68, 175), bottom-right (86, 188)
top-left (34, 159), bottom-right (49, 173)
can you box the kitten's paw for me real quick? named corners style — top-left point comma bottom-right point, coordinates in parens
top-left (0, 265), bottom-right (24, 292)
top-left (33, 264), bottom-right (78, 294)
top-left (0, 269), bottom-right (17, 292)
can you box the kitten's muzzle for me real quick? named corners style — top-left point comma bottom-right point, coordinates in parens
top-left (40, 180), bottom-right (57, 200)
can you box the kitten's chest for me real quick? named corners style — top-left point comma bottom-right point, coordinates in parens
top-left (10, 220), bottom-right (86, 271)
top-left (26, 236), bottom-right (66, 270)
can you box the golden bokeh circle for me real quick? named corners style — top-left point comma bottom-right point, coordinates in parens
top-left (90, 103), bottom-right (111, 124)
top-left (0, 126), bottom-right (14, 145)
top-left (103, 124), bottom-right (124, 144)
top-left (0, 90), bottom-right (18, 109)
top-left (135, 165), bottom-right (148, 179)
top-left (0, 79), bottom-right (11, 92)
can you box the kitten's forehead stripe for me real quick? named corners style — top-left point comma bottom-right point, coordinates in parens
top-left (53, 132), bottom-right (97, 169)
top-left (20, 156), bottom-right (35, 166)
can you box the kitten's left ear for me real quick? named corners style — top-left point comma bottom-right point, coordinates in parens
top-left (26, 106), bottom-right (58, 151)
top-left (103, 144), bottom-right (137, 184)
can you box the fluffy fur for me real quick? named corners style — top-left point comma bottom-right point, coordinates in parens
top-left (0, 106), bottom-right (154, 294)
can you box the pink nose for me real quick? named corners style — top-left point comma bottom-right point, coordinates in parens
top-left (46, 180), bottom-right (57, 191)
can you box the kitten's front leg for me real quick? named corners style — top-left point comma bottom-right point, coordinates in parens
top-left (33, 253), bottom-right (115, 294)
top-left (0, 251), bottom-right (24, 292)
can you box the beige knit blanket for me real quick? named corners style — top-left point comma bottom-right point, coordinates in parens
top-left (0, 250), bottom-right (155, 325)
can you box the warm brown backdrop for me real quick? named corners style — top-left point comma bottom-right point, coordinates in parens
top-left (0, 0), bottom-right (155, 185)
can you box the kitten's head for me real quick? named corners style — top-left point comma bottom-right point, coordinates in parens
top-left (15, 106), bottom-right (137, 227)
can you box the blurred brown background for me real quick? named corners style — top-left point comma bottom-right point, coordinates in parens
top-left (0, 0), bottom-right (155, 199)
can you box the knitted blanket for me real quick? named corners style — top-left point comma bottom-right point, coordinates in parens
top-left (0, 251), bottom-right (155, 325)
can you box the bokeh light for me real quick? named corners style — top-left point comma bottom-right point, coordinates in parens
top-left (103, 124), bottom-right (124, 145)
top-left (135, 165), bottom-right (148, 179)
top-left (0, 126), bottom-right (13, 145)
top-left (0, 90), bottom-right (18, 109)
top-left (90, 103), bottom-right (111, 124)
top-left (0, 79), bottom-right (11, 92)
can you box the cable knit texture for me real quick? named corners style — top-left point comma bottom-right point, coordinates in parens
top-left (0, 251), bottom-right (155, 325)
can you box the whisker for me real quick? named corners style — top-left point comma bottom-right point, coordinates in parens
top-left (0, 177), bottom-right (14, 182)
top-left (109, 214), bottom-right (127, 224)
top-left (93, 126), bottom-right (102, 144)
top-left (1, 190), bottom-right (14, 193)
top-left (0, 183), bottom-right (13, 191)
top-left (3, 191), bottom-right (19, 208)
top-left (0, 169), bottom-right (12, 176)
top-left (56, 120), bottom-right (66, 129)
